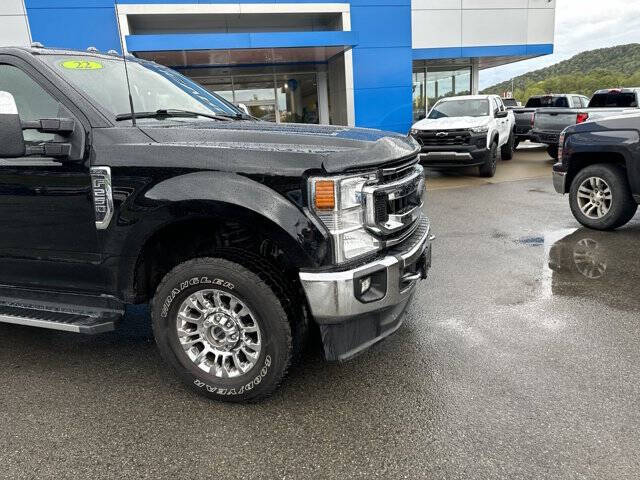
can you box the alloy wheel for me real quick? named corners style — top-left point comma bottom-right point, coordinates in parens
top-left (176, 289), bottom-right (262, 378)
top-left (576, 176), bottom-right (612, 219)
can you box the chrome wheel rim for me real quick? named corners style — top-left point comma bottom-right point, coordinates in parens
top-left (576, 177), bottom-right (612, 219)
top-left (176, 289), bottom-right (262, 378)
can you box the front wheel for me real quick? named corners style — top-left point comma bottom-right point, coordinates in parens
top-left (478, 141), bottom-right (498, 177)
top-left (151, 257), bottom-right (293, 402)
top-left (547, 145), bottom-right (559, 159)
top-left (569, 164), bottom-right (638, 230)
top-left (501, 131), bottom-right (515, 160)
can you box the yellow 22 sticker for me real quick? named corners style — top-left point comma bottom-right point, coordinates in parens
top-left (61, 60), bottom-right (104, 70)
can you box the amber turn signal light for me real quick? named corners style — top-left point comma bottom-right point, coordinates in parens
top-left (314, 180), bottom-right (335, 209)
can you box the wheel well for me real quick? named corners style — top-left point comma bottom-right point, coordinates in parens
top-left (132, 216), bottom-right (308, 306)
top-left (567, 152), bottom-right (628, 190)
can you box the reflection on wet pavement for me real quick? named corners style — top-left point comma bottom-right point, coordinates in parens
top-left (548, 228), bottom-right (640, 311)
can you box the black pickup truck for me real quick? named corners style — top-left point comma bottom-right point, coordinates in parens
top-left (0, 46), bottom-right (432, 402)
top-left (552, 112), bottom-right (640, 230)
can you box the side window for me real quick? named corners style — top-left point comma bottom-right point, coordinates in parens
top-left (498, 99), bottom-right (506, 112)
top-left (491, 98), bottom-right (499, 114)
top-left (0, 64), bottom-right (67, 144)
top-left (572, 96), bottom-right (581, 108)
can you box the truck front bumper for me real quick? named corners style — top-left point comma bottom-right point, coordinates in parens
top-left (418, 145), bottom-right (489, 168)
top-left (299, 218), bottom-right (432, 361)
top-left (552, 162), bottom-right (568, 194)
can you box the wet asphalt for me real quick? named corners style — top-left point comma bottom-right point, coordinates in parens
top-left (2, 157), bottom-right (640, 479)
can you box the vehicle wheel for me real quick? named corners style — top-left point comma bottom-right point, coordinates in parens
top-left (569, 164), bottom-right (638, 230)
top-left (501, 131), bottom-right (515, 160)
top-left (151, 257), bottom-right (293, 402)
top-left (478, 141), bottom-right (498, 177)
top-left (547, 145), bottom-right (559, 159)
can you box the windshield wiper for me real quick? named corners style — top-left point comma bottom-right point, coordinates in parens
top-left (115, 109), bottom-right (231, 122)
top-left (215, 112), bottom-right (252, 120)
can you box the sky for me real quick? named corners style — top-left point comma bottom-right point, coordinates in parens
top-left (479, 0), bottom-right (640, 90)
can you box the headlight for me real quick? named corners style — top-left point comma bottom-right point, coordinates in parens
top-left (410, 128), bottom-right (420, 136)
top-left (470, 125), bottom-right (489, 134)
top-left (309, 174), bottom-right (379, 263)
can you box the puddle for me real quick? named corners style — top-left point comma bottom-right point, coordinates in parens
top-left (542, 227), bottom-right (640, 312)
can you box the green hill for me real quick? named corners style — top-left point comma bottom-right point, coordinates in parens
top-left (481, 43), bottom-right (640, 102)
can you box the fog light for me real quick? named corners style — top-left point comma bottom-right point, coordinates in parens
top-left (354, 268), bottom-right (387, 303)
top-left (360, 276), bottom-right (372, 295)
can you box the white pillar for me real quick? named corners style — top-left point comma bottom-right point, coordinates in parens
top-left (317, 71), bottom-right (330, 125)
top-left (471, 58), bottom-right (480, 95)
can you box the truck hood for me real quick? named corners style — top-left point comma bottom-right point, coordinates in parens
top-left (411, 116), bottom-right (490, 131)
top-left (138, 120), bottom-right (419, 174)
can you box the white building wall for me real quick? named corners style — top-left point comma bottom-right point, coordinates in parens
top-left (0, 0), bottom-right (31, 47)
top-left (412, 0), bottom-right (555, 49)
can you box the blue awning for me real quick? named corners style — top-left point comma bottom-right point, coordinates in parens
top-left (126, 31), bottom-right (358, 52)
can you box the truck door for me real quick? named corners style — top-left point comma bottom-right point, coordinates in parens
top-left (0, 59), bottom-right (103, 292)
top-left (493, 98), bottom-right (508, 144)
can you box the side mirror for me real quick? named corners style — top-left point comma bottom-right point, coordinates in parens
top-left (496, 110), bottom-right (508, 118)
top-left (236, 103), bottom-right (250, 115)
top-left (0, 91), bottom-right (26, 158)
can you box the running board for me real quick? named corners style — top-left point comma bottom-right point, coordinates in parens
top-left (0, 285), bottom-right (123, 334)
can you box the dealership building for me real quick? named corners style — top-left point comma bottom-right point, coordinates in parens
top-left (2, 0), bottom-right (555, 133)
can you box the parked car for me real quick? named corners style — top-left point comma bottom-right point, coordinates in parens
top-left (552, 112), bottom-right (640, 230)
top-left (533, 88), bottom-right (640, 159)
top-left (0, 46), bottom-right (433, 402)
top-left (513, 94), bottom-right (589, 149)
top-left (409, 95), bottom-right (515, 178)
top-left (502, 97), bottom-right (521, 109)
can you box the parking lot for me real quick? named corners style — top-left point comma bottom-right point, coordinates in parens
top-left (2, 146), bottom-right (639, 479)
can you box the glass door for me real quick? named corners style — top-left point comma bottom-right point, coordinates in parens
top-left (232, 74), bottom-right (278, 122)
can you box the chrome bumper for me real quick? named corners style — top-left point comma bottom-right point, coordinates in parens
top-left (299, 219), bottom-right (432, 324)
top-left (553, 170), bottom-right (567, 194)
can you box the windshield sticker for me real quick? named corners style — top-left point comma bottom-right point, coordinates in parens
top-left (61, 60), bottom-right (104, 70)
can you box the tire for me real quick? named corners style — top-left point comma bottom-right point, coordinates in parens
top-left (151, 257), bottom-right (293, 402)
top-left (547, 145), bottom-right (559, 160)
top-left (478, 141), bottom-right (498, 177)
top-left (501, 131), bottom-right (515, 160)
top-left (569, 163), bottom-right (638, 230)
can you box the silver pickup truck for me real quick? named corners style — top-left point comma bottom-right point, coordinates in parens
top-left (513, 94), bottom-right (588, 150)
top-left (532, 88), bottom-right (640, 159)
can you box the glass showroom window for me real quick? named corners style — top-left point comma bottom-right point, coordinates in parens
top-left (412, 66), bottom-right (471, 120)
top-left (426, 67), bottom-right (471, 110)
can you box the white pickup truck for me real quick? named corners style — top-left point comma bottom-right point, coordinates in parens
top-left (410, 95), bottom-right (515, 178)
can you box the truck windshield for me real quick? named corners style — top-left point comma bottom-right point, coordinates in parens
top-left (40, 54), bottom-right (240, 121)
top-left (428, 99), bottom-right (489, 119)
top-left (525, 96), bottom-right (569, 108)
top-left (588, 92), bottom-right (638, 108)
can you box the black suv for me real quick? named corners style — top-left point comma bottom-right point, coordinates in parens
top-left (0, 47), bottom-right (432, 402)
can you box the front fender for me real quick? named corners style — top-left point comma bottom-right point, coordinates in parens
top-left (566, 129), bottom-right (640, 192)
top-left (102, 171), bottom-right (330, 298)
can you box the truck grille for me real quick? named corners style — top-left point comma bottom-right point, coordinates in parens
top-left (363, 163), bottom-right (425, 236)
top-left (414, 129), bottom-right (470, 147)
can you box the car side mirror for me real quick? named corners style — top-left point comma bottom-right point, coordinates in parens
top-left (0, 91), bottom-right (26, 158)
top-left (236, 103), bottom-right (250, 115)
top-left (496, 110), bottom-right (508, 118)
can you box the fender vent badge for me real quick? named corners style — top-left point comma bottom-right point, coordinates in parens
top-left (90, 166), bottom-right (114, 230)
